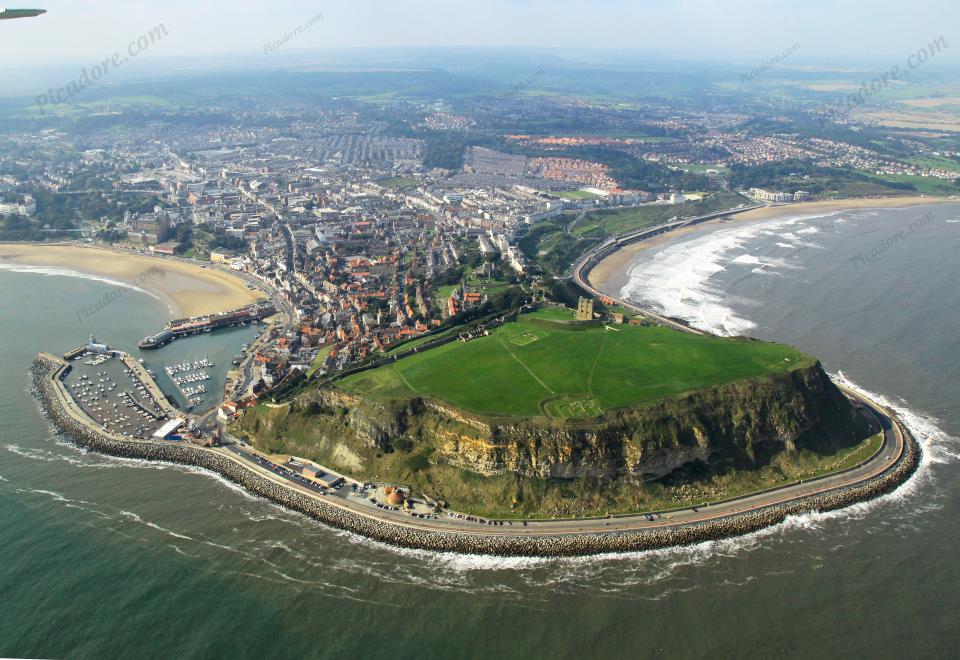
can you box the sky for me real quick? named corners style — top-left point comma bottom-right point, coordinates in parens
top-left (0, 0), bottom-right (957, 71)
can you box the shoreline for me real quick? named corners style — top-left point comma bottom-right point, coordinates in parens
top-left (587, 195), bottom-right (960, 297)
top-left (20, 197), bottom-right (939, 556)
top-left (0, 242), bottom-right (261, 318)
top-left (32, 352), bottom-right (922, 557)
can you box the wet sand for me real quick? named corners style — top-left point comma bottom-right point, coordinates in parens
top-left (588, 195), bottom-right (960, 297)
top-left (0, 244), bottom-right (261, 318)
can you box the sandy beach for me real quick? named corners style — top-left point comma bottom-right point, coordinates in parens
top-left (0, 244), bottom-right (262, 318)
top-left (588, 195), bottom-right (960, 297)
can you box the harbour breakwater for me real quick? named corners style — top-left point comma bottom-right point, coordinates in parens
top-left (32, 353), bottom-right (921, 558)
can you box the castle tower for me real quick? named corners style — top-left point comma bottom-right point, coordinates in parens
top-left (576, 296), bottom-right (594, 321)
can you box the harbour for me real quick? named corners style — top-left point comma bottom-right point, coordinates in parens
top-left (0, 209), bottom-right (957, 658)
top-left (138, 301), bottom-right (276, 349)
top-left (165, 357), bottom-right (214, 408)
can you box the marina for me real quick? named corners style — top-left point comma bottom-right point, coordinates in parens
top-left (59, 341), bottom-right (171, 440)
top-left (165, 356), bottom-right (214, 377)
top-left (135, 321), bottom-right (260, 413)
top-left (164, 358), bottom-right (213, 409)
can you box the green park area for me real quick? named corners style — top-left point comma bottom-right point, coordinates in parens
top-left (379, 176), bottom-right (420, 189)
top-left (337, 307), bottom-right (812, 418)
top-left (552, 189), bottom-right (604, 200)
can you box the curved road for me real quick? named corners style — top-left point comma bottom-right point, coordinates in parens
top-left (570, 205), bottom-right (763, 335)
top-left (57, 205), bottom-right (914, 541)
top-left (46, 318), bottom-right (908, 540)
top-left (207, 383), bottom-right (904, 538)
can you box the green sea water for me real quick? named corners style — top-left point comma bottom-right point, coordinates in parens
top-left (1, 207), bottom-right (958, 659)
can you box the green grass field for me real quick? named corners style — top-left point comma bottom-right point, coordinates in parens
top-left (858, 171), bottom-right (960, 195)
top-left (337, 308), bottom-right (812, 418)
top-left (379, 176), bottom-right (420, 188)
top-left (904, 155), bottom-right (960, 172)
top-left (573, 190), bottom-right (750, 238)
top-left (517, 191), bottom-right (749, 275)
top-left (552, 189), bottom-right (604, 200)
top-left (306, 345), bottom-right (335, 377)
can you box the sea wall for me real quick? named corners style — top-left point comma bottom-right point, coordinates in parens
top-left (32, 354), bottom-right (921, 558)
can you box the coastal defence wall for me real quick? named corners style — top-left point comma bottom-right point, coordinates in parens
top-left (33, 354), bottom-right (921, 558)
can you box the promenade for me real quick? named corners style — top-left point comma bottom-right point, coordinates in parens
top-left (34, 348), bottom-right (919, 555)
top-left (570, 205), bottom-right (762, 335)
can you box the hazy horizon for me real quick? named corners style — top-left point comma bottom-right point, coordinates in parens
top-left (1, 0), bottom-right (957, 69)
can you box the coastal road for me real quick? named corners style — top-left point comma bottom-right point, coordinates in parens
top-left (208, 385), bottom-right (904, 538)
top-left (569, 204), bottom-right (763, 336)
top-left (46, 353), bottom-right (909, 541)
top-left (42, 201), bottom-right (915, 543)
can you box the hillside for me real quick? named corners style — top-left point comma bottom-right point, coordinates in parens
top-left (519, 191), bottom-right (748, 275)
top-left (233, 308), bottom-right (876, 518)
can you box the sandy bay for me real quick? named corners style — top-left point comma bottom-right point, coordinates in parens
top-left (0, 243), bottom-right (261, 318)
top-left (587, 195), bottom-right (960, 296)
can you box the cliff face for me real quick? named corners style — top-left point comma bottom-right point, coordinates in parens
top-left (240, 362), bottom-right (872, 483)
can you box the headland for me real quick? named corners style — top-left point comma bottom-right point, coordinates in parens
top-left (27, 198), bottom-right (935, 555)
top-left (32, 350), bottom-right (920, 557)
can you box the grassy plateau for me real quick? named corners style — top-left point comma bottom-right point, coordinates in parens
top-left (337, 307), bottom-right (812, 419)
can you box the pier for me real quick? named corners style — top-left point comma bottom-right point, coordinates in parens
top-left (34, 349), bottom-right (922, 558)
top-left (139, 301), bottom-right (276, 349)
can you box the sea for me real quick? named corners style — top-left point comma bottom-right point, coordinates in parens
top-left (1, 204), bottom-right (958, 659)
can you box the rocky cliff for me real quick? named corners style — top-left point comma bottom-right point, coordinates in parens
top-left (237, 361), bottom-right (873, 484)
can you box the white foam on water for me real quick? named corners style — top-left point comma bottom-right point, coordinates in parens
top-left (619, 212), bottom-right (843, 336)
top-left (46, 435), bottom-right (265, 502)
top-left (16, 486), bottom-right (117, 521)
top-left (168, 544), bottom-right (201, 559)
top-left (19, 488), bottom-right (90, 505)
top-left (5, 443), bottom-right (62, 463)
top-left (0, 261), bottom-right (166, 306)
top-left (119, 510), bottom-right (195, 541)
top-left (831, 371), bottom-right (959, 472)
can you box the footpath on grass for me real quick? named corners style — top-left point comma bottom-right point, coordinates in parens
top-left (35, 350), bottom-right (920, 557)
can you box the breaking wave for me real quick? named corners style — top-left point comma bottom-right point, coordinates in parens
top-left (619, 210), bottom-right (854, 335)
top-left (0, 261), bottom-right (164, 304)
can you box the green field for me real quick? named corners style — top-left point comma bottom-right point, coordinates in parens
top-left (435, 284), bottom-right (459, 301)
top-left (379, 176), bottom-right (420, 188)
top-left (306, 345), bottom-right (335, 377)
top-left (859, 171), bottom-right (960, 195)
top-left (573, 190), bottom-right (749, 238)
top-left (677, 163), bottom-right (729, 175)
top-left (338, 308), bottom-right (812, 418)
top-left (904, 155), bottom-right (960, 172)
top-left (552, 189), bottom-right (604, 200)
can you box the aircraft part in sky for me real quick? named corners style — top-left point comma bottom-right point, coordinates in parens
top-left (0, 8), bottom-right (46, 20)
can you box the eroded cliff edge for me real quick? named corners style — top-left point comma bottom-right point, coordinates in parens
top-left (236, 361), bottom-right (874, 486)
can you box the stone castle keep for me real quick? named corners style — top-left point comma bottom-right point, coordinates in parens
top-left (576, 297), bottom-right (594, 321)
